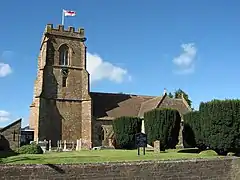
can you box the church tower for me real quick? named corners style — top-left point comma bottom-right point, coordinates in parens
top-left (29, 24), bottom-right (92, 149)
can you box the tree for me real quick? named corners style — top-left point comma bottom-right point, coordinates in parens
top-left (168, 92), bottom-right (174, 98)
top-left (174, 89), bottom-right (192, 107)
top-left (112, 116), bottom-right (142, 149)
top-left (144, 108), bottom-right (181, 150)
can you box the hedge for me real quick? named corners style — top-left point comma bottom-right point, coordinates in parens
top-left (183, 111), bottom-right (205, 150)
top-left (144, 108), bottom-right (181, 150)
top-left (184, 99), bottom-right (240, 155)
top-left (199, 99), bottom-right (240, 155)
top-left (112, 116), bottom-right (142, 149)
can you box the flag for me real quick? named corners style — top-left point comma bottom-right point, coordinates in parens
top-left (63, 10), bottom-right (76, 17)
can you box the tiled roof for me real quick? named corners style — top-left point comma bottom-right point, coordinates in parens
top-left (90, 92), bottom-right (153, 119)
top-left (90, 92), bottom-right (192, 120)
top-left (138, 96), bottom-right (165, 118)
top-left (158, 96), bottom-right (191, 115)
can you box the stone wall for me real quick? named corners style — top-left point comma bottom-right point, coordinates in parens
top-left (0, 119), bottom-right (21, 151)
top-left (1, 157), bottom-right (240, 179)
top-left (92, 119), bottom-right (113, 147)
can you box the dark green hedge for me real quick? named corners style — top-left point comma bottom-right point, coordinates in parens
top-left (112, 116), bottom-right (142, 149)
top-left (199, 99), bottom-right (240, 155)
top-left (184, 99), bottom-right (240, 155)
top-left (183, 111), bottom-right (205, 150)
top-left (144, 108), bottom-right (181, 150)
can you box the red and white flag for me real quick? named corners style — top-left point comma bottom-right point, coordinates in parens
top-left (63, 9), bottom-right (76, 16)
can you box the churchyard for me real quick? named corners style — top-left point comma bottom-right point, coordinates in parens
top-left (0, 148), bottom-right (220, 164)
top-left (1, 98), bottom-right (240, 165)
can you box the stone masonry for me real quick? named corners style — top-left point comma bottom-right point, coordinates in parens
top-left (0, 119), bottom-right (22, 151)
top-left (0, 158), bottom-right (240, 179)
top-left (29, 24), bottom-right (92, 149)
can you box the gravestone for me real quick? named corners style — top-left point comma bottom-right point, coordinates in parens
top-left (38, 140), bottom-right (48, 153)
top-left (76, 139), bottom-right (82, 151)
top-left (63, 140), bottom-right (67, 151)
top-left (154, 140), bottom-right (160, 153)
top-left (135, 132), bottom-right (147, 155)
top-left (48, 140), bottom-right (52, 151)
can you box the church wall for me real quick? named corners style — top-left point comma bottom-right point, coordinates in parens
top-left (92, 119), bottom-right (113, 147)
top-left (38, 99), bottom-right (82, 146)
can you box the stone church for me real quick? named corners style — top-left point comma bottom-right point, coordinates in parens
top-left (29, 24), bottom-right (191, 149)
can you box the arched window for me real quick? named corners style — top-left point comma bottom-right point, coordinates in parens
top-left (59, 45), bottom-right (69, 66)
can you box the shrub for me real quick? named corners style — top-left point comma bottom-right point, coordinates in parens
top-left (199, 150), bottom-right (218, 156)
top-left (112, 116), bottom-right (142, 149)
top-left (17, 143), bottom-right (43, 154)
top-left (199, 99), bottom-right (240, 155)
top-left (144, 108), bottom-right (181, 150)
top-left (183, 111), bottom-right (206, 150)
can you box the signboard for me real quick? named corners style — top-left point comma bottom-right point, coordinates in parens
top-left (135, 133), bottom-right (147, 155)
top-left (135, 132), bottom-right (147, 147)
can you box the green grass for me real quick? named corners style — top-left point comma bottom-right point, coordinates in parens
top-left (0, 149), bottom-right (221, 165)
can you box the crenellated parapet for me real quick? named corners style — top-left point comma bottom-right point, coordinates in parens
top-left (44, 24), bottom-right (86, 41)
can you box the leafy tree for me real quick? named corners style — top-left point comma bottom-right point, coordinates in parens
top-left (174, 89), bottom-right (192, 107)
top-left (168, 92), bottom-right (174, 98)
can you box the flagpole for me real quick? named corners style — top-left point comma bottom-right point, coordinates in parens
top-left (61, 9), bottom-right (65, 25)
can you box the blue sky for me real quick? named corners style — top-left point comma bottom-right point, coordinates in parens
top-left (0, 0), bottom-right (240, 127)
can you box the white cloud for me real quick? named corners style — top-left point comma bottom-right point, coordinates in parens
top-left (173, 43), bottom-right (197, 74)
top-left (0, 110), bottom-right (11, 122)
top-left (0, 63), bottom-right (12, 77)
top-left (86, 52), bottom-right (131, 83)
top-left (0, 51), bottom-right (13, 77)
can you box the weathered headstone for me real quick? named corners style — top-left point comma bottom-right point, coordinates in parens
top-left (38, 140), bottom-right (48, 153)
top-left (71, 141), bottom-right (75, 150)
top-left (48, 140), bottom-right (52, 151)
top-left (63, 140), bottom-right (67, 151)
top-left (154, 140), bottom-right (160, 153)
top-left (135, 132), bottom-right (147, 155)
top-left (76, 139), bottom-right (82, 151)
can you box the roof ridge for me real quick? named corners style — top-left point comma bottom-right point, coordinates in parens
top-left (0, 118), bottom-right (22, 133)
top-left (90, 91), bottom-right (156, 98)
top-left (138, 95), bottom-right (165, 117)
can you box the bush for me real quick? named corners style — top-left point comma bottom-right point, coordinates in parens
top-left (199, 150), bottom-right (218, 156)
top-left (183, 111), bottom-right (206, 150)
top-left (199, 99), bottom-right (240, 155)
top-left (17, 143), bottom-right (43, 154)
top-left (112, 116), bottom-right (142, 149)
top-left (144, 108), bottom-right (181, 150)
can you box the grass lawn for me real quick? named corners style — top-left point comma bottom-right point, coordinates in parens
top-left (0, 149), bottom-right (222, 165)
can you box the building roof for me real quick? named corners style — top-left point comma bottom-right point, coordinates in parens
top-left (90, 92), bottom-right (153, 119)
top-left (158, 96), bottom-right (191, 115)
top-left (138, 95), bottom-right (165, 118)
top-left (0, 119), bottom-right (22, 133)
top-left (90, 92), bottom-right (192, 120)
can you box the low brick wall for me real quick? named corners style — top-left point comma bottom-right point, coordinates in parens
top-left (1, 157), bottom-right (240, 179)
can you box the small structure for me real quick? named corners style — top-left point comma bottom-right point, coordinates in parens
top-left (154, 140), bottom-right (161, 153)
top-left (135, 132), bottom-right (147, 155)
top-left (0, 119), bottom-right (22, 151)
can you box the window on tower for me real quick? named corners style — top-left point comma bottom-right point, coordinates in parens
top-left (62, 76), bottom-right (67, 87)
top-left (59, 45), bottom-right (69, 66)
